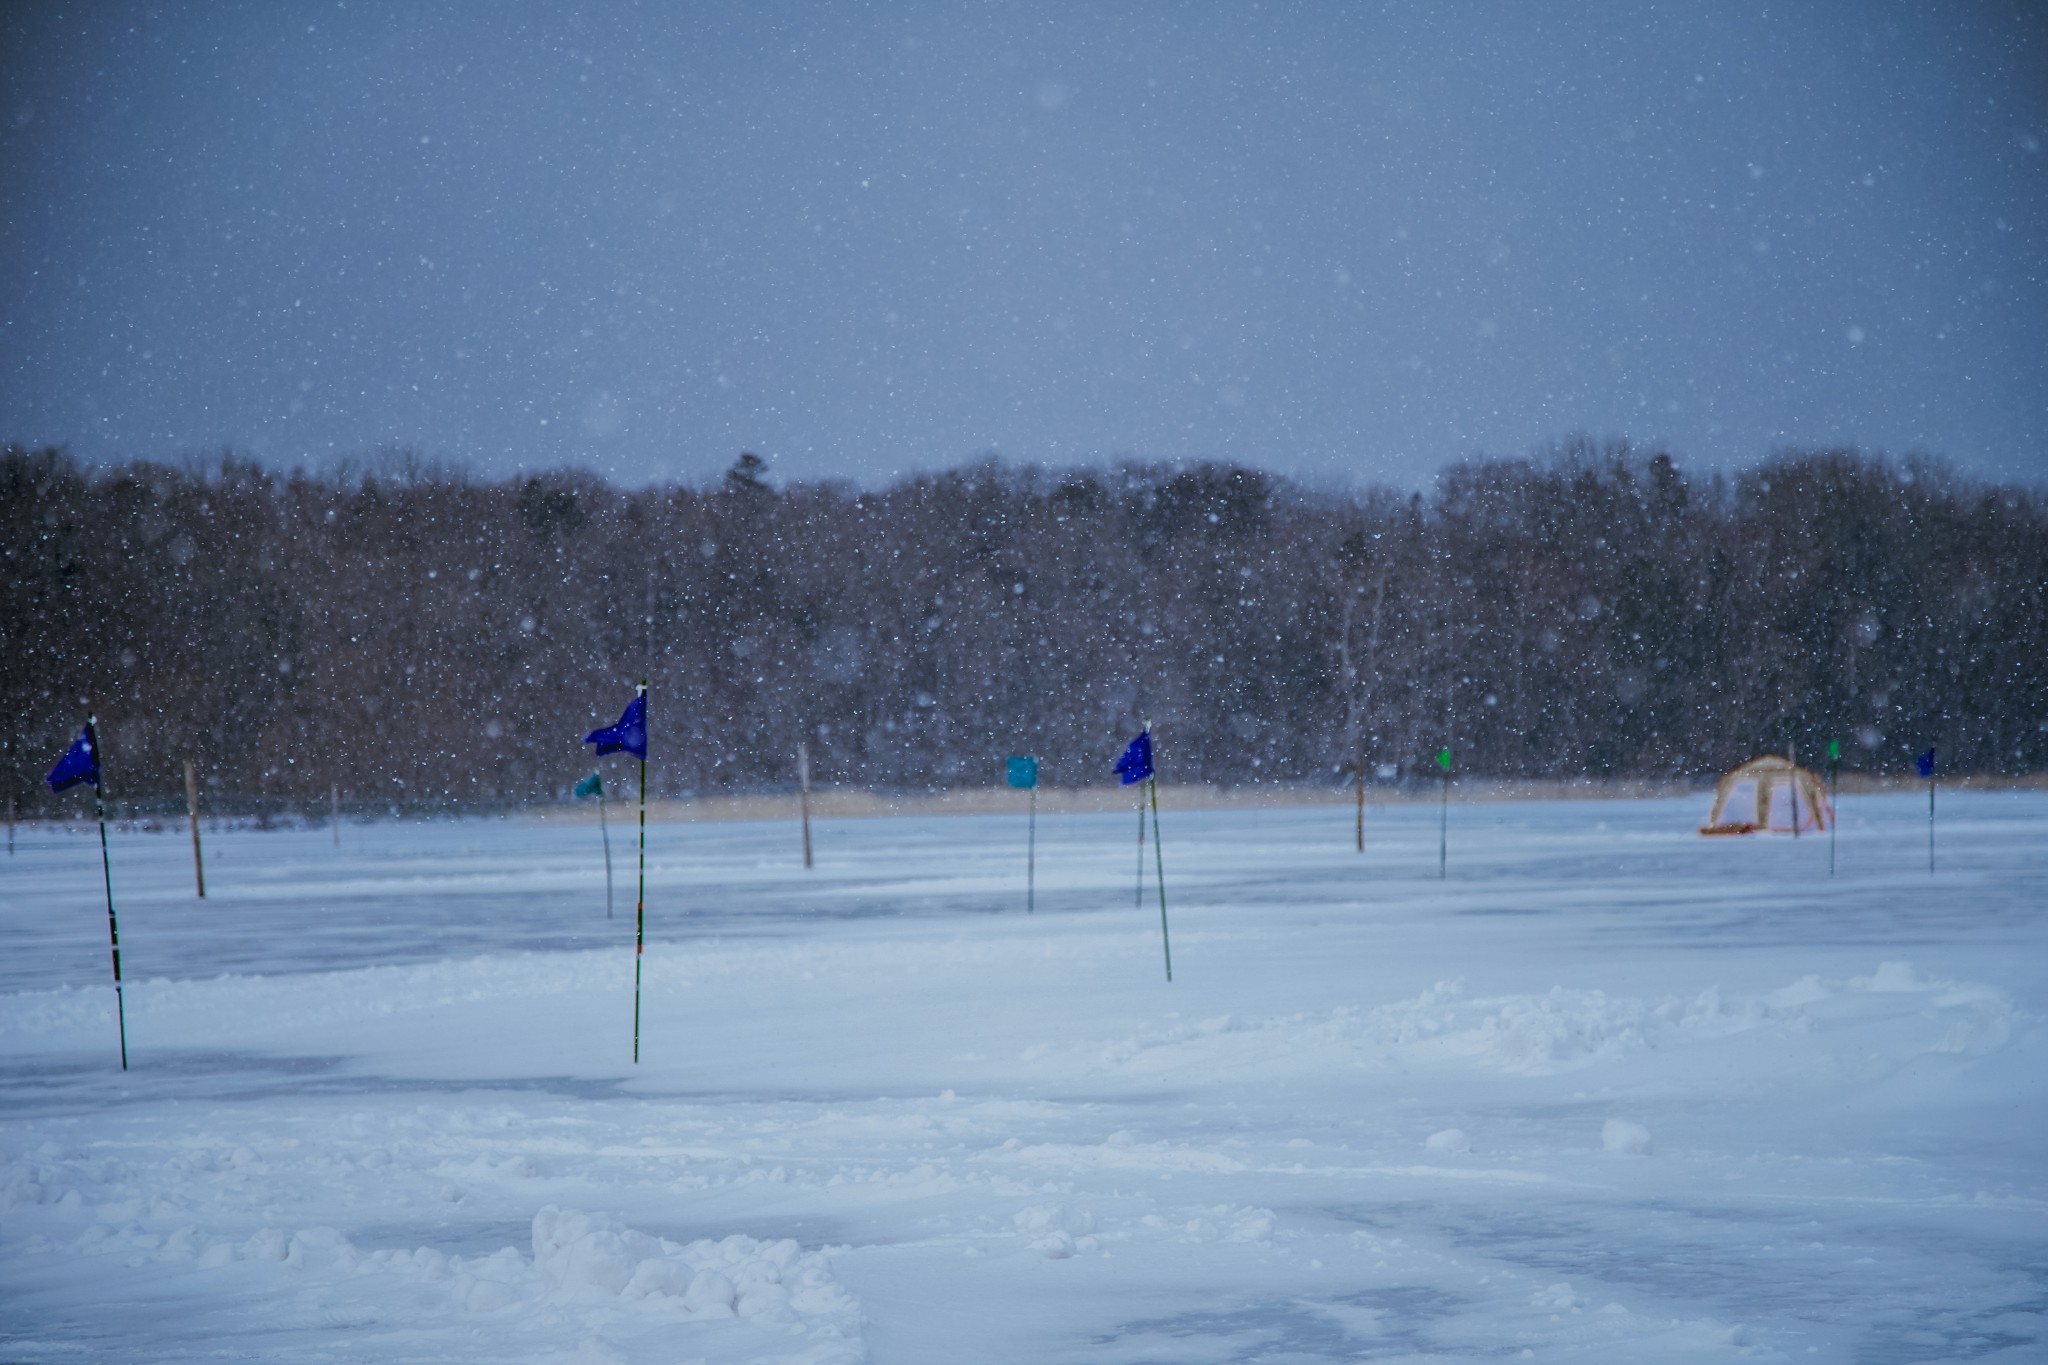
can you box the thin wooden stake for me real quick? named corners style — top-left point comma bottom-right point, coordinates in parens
top-left (1027, 783), bottom-right (1036, 914)
top-left (1135, 780), bottom-right (1146, 910)
top-left (184, 759), bottom-right (205, 899)
top-left (87, 716), bottom-right (128, 1070)
top-left (1789, 742), bottom-right (1800, 838)
top-left (798, 739), bottom-right (813, 869)
top-left (330, 782), bottom-right (341, 848)
top-left (7, 795), bottom-right (14, 856)
top-left (1439, 679), bottom-right (1456, 881)
top-left (598, 780), bottom-right (614, 920)
top-left (1354, 753), bottom-right (1365, 853)
top-left (1439, 763), bottom-right (1450, 881)
top-left (1150, 776), bottom-right (1171, 983)
top-left (1829, 753), bottom-right (1839, 876)
top-left (632, 680), bottom-right (648, 1063)
top-left (1927, 772), bottom-right (1936, 875)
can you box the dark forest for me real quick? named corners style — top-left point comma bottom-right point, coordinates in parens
top-left (4, 441), bottom-right (2043, 814)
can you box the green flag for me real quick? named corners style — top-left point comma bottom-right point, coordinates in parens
top-left (574, 771), bottom-right (603, 799)
top-left (1826, 739), bottom-right (1841, 761)
top-left (1434, 748), bottom-right (1452, 773)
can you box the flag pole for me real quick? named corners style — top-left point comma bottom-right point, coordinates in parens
top-left (1135, 774), bottom-right (1146, 911)
top-left (87, 716), bottom-right (128, 1070)
top-left (1149, 774), bottom-right (1171, 983)
top-left (1827, 739), bottom-right (1840, 877)
top-left (184, 759), bottom-right (205, 899)
top-left (1438, 752), bottom-right (1450, 881)
top-left (598, 778), bottom-right (614, 920)
top-left (1927, 764), bottom-right (1935, 876)
top-left (799, 738), bottom-right (813, 869)
top-left (633, 680), bottom-right (648, 1064)
top-left (1788, 741), bottom-right (1800, 838)
top-left (1027, 780), bottom-right (1036, 914)
top-left (1354, 749), bottom-right (1365, 853)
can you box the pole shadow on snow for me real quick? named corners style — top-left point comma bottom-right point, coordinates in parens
top-left (1325, 1197), bottom-right (2047, 1363)
top-left (1090, 1284), bottom-right (1466, 1363)
top-left (0, 1052), bottom-right (635, 1117)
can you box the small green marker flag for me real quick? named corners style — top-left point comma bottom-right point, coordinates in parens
top-left (1434, 748), bottom-right (1452, 772)
top-left (574, 770), bottom-right (614, 920)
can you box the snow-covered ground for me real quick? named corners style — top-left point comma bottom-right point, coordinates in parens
top-left (2, 789), bottom-right (2043, 1364)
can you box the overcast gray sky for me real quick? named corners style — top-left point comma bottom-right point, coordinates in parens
top-left (3, 1), bottom-right (2044, 489)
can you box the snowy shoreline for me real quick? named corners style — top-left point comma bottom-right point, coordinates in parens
top-left (17, 768), bottom-right (2044, 836)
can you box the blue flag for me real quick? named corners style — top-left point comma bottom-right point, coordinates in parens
top-left (1915, 747), bottom-right (1936, 779)
top-left (45, 723), bottom-right (100, 793)
top-left (1006, 755), bottom-right (1038, 790)
top-left (585, 691), bottom-right (648, 761)
top-left (1113, 728), bottom-right (1154, 785)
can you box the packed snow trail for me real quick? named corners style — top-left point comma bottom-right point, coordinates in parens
top-left (2, 791), bottom-right (2043, 1363)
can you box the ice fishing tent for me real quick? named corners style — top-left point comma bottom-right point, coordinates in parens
top-left (1699, 755), bottom-right (1832, 835)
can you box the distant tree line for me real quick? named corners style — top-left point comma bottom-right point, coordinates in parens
top-left (3, 441), bottom-right (2042, 814)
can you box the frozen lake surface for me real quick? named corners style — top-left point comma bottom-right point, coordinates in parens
top-left (2, 789), bottom-right (2043, 1363)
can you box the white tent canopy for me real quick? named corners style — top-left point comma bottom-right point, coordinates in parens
top-left (1700, 755), bottom-right (1832, 835)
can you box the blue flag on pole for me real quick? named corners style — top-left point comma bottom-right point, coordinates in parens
top-left (1006, 755), bottom-right (1038, 790)
top-left (1113, 727), bottom-right (1154, 785)
top-left (585, 691), bottom-right (648, 760)
top-left (1915, 747), bottom-right (1935, 779)
top-left (46, 724), bottom-right (99, 793)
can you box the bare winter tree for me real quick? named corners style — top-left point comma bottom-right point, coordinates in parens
top-left (3, 442), bottom-right (2042, 816)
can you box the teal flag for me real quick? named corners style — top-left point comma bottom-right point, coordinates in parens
top-left (573, 771), bottom-right (603, 799)
top-left (1006, 755), bottom-right (1038, 789)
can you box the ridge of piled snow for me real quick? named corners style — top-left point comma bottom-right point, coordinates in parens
top-left (1040, 964), bottom-right (2020, 1082)
top-left (2, 1192), bottom-right (864, 1363)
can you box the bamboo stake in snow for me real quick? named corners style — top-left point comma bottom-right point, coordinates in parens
top-left (1150, 774), bottom-right (1171, 983)
top-left (1354, 753), bottom-right (1366, 854)
top-left (331, 782), bottom-right (341, 848)
top-left (87, 716), bottom-right (129, 1069)
top-left (1006, 755), bottom-right (1039, 914)
top-left (632, 681), bottom-right (648, 1065)
top-left (599, 781), bottom-right (614, 920)
top-left (1135, 780), bottom-right (1146, 910)
top-left (185, 759), bottom-right (205, 899)
top-left (1436, 748), bottom-right (1452, 881)
top-left (1927, 772), bottom-right (1936, 874)
top-left (1789, 742), bottom-right (1800, 838)
top-left (798, 739), bottom-right (814, 869)
top-left (1828, 739), bottom-right (1840, 877)
top-left (1916, 746), bottom-right (1936, 875)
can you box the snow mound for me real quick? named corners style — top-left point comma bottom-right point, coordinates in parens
top-left (1053, 964), bottom-right (2020, 1082)
top-left (531, 1206), bottom-right (857, 1325)
top-left (1601, 1119), bottom-right (1653, 1155)
top-left (64, 1208), bottom-right (871, 1360)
